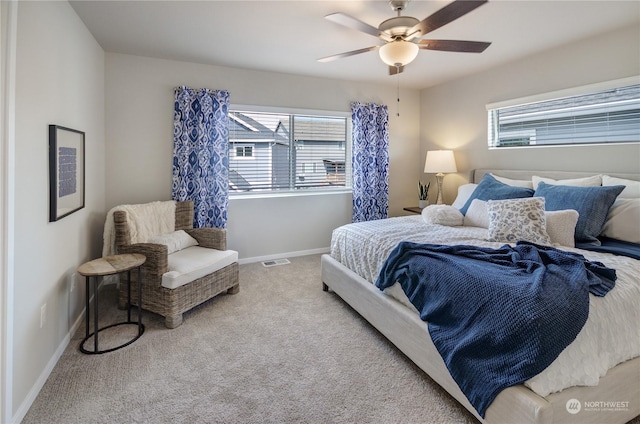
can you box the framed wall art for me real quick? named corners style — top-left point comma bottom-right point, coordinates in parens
top-left (49, 125), bottom-right (85, 222)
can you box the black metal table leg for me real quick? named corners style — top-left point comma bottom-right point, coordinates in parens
top-left (94, 276), bottom-right (99, 353)
top-left (85, 276), bottom-right (90, 340)
top-left (137, 265), bottom-right (143, 333)
top-left (127, 269), bottom-right (132, 322)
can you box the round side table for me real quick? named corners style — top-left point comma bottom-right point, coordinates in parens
top-left (77, 253), bottom-right (146, 354)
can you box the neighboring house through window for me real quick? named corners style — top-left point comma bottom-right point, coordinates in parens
top-left (487, 77), bottom-right (640, 148)
top-left (228, 108), bottom-right (350, 194)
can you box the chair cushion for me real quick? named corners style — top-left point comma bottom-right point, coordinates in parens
top-left (162, 246), bottom-right (238, 290)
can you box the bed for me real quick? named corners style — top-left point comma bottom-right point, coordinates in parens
top-left (321, 168), bottom-right (640, 424)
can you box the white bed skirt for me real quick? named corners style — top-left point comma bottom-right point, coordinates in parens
top-left (321, 254), bottom-right (640, 424)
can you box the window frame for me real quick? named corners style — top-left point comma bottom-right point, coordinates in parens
top-left (486, 76), bottom-right (640, 149)
top-left (228, 104), bottom-right (352, 199)
top-left (234, 144), bottom-right (254, 158)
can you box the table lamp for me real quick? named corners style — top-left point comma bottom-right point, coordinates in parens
top-left (424, 150), bottom-right (457, 205)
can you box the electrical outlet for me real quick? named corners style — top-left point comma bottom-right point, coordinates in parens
top-left (40, 303), bottom-right (47, 328)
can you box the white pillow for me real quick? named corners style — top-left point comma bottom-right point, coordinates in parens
top-left (600, 198), bottom-right (640, 244)
top-left (532, 175), bottom-right (602, 190)
top-left (545, 210), bottom-right (579, 248)
top-left (463, 199), bottom-right (489, 228)
top-left (490, 173), bottom-right (533, 188)
top-left (451, 183), bottom-right (478, 209)
top-left (148, 230), bottom-right (199, 254)
top-left (464, 199), bottom-right (578, 247)
top-left (421, 205), bottom-right (463, 226)
top-left (602, 175), bottom-right (640, 198)
top-left (487, 197), bottom-right (551, 245)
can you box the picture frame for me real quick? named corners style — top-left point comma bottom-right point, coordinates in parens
top-left (49, 125), bottom-right (85, 222)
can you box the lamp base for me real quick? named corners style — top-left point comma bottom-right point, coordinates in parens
top-left (435, 173), bottom-right (445, 205)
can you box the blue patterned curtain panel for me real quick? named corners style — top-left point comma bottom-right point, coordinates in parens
top-left (173, 87), bottom-right (230, 228)
top-left (351, 102), bottom-right (390, 222)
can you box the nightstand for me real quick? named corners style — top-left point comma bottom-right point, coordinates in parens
top-left (403, 207), bottom-right (423, 214)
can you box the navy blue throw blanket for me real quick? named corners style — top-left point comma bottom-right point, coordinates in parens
top-left (375, 241), bottom-right (616, 418)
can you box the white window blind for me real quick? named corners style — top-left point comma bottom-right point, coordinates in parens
top-left (487, 80), bottom-right (640, 148)
top-left (228, 109), bottom-right (349, 193)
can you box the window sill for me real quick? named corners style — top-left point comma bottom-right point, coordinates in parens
top-left (230, 188), bottom-right (352, 200)
top-left (489, 141), bottom-right (640, 150)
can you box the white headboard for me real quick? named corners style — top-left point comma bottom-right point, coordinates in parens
top-left (471, 169), bottom-right (640, 184)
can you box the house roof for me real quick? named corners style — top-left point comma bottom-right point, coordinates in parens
top-left (229, 112), bottom-right (346, 144)
top-left (229, 111), bottom-right (288, 145)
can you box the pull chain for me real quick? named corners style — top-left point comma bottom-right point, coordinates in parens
top-left (396, 65), bottom-right (400, 117)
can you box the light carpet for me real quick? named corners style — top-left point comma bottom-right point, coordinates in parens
top-left (22, 255), bottom-right (639, 424)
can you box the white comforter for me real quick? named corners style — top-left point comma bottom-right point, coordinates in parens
top-left (330, 216), bottom-right (640, 397)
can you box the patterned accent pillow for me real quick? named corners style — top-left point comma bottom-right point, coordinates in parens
top-left (487, 197), bottom-right (551, 245)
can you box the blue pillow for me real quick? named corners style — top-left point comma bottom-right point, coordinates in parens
top-left (459, 174), bottom-right (534, 215)
top-left (534, 182), bottom-right (624, 245)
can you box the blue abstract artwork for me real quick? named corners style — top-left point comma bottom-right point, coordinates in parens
top-left (58, 147), bottom-right (77, 197)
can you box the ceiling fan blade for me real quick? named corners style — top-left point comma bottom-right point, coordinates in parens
top-left (318, 46), bottom-right (380, 63)
top-left (325, 13), bottom-right (391, 41)
top-left (388, 65), bottom-right (404, 76)
top-left (418, 39), bottom-right (491, 53)
top-left (407, 0), bottom-right (488, 40)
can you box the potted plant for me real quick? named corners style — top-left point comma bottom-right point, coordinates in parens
top-left (419, 181), bottom-right (430, 208)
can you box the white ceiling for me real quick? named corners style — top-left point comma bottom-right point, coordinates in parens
top-left (69, 0), bottom-right (640, 90)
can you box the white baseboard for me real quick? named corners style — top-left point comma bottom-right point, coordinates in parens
top-left (13, 309), bottom-right (84, 424)
top-left (12, 278), bottom-right (109, 424)
top-left (238, 247), bottom-right (329, 265)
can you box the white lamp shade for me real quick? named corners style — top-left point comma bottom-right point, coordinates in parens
top-left (424, 150), bottom-right (457, 174)
top-left (379, 40), bottom-right (419, 67)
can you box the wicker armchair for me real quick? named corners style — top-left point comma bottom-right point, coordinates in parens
top-left (114, 201), bottom-right (239, 328)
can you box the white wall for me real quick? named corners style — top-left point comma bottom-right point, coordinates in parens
top-left (420, 24), bottom-right (640, 203)
top-left (105, 53), bottom-right (421, 260)
top-left (13, 1), bottom-right (104, 420)
top-left (1, 1), bottom-right (18, 421)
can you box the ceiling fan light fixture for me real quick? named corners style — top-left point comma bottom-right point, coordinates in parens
top-left (379, 40), bottom-right (419, 67)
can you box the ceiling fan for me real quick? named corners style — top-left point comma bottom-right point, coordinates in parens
top-left (318, 0), bottom-right (491, 75)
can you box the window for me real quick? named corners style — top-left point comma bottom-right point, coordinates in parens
top-left (487, 77), bottom-right (640, 148)
top-left (228, 108), bottom-right (350, 194)
top-left (235, 145), bottom-right (253, 157)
